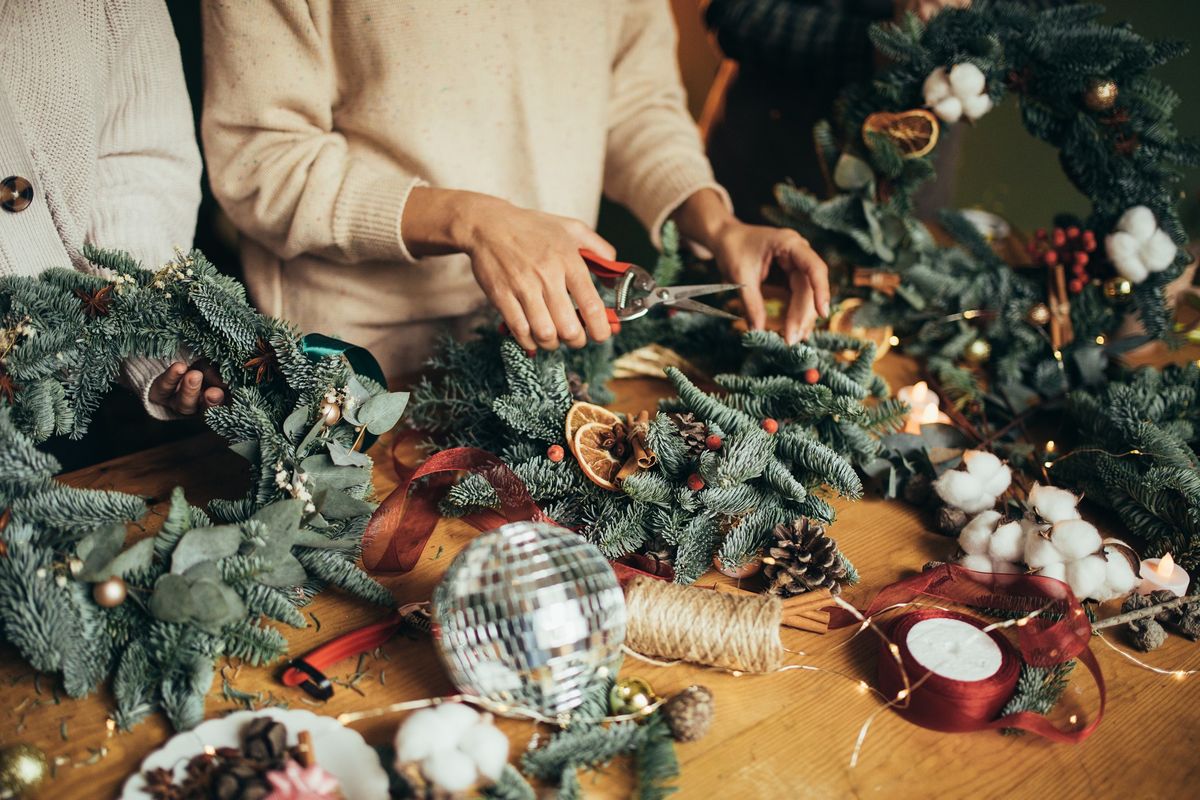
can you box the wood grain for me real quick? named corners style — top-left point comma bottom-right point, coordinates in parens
top-left (5, 354), bottom-right (1200, 799)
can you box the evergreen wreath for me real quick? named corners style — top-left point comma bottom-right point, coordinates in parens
top-left (0, 248), bottom-right (408, 731)
top-left (763, 2), bottom-right (1200, 567)
top-left (409, 229), bottom-right (903, 582)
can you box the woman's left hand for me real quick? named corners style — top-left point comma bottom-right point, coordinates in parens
top-left (149, 360), bottom-right (226, 415)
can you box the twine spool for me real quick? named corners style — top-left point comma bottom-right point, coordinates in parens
top-left (878, 609), bottom-right (1021, 733)
top-left (624, 576), bottom-right (784, 673)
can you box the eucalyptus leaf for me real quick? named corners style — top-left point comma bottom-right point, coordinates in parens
top-left (283, 404), bottom-right (312, 444)
top-left (358, 391), bottom-right (410, 435)
top-left (76, 523), bottom-right (126, 580)
top-left (258, 554), bottom-right (309, 588)
top-left (317, 489), bottom-right (377, 520)
top-left (341, 376), bottom-right (372, 426)
top-left (148, 574), bottom-right (193, 624)
top-left (251, 499), bottom-right (306, 534)
top-left (103, 538), bottom-right (155, 579)
top-left (917, 423), bottom-right (970, 450)
top-left (327, 440), bottom-right (372, 468)
top-left (833, 153), bottom-right (874, 191)
top-left (171, 524), bottom-right (243, 574)
top-left (229, 439), bottom-right (260, 462)
top-left (293, 530), bottom-right (355, 551)
top-left (299, 454), bottom-right (372, 491)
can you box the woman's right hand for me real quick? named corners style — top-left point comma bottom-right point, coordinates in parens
top-left (403, 188), bottom-right (616, 352)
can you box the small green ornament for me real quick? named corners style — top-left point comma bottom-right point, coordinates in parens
top-left (609, 676), bottom-right (658, 717)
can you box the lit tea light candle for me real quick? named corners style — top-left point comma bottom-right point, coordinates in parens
top-left (1138, 552), bottom-right (1190, 597)
top-left (897, 381), bottom-right (951, 434)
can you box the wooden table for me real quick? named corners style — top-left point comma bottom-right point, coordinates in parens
top-left (6, 353), bottom-right (1200, 800)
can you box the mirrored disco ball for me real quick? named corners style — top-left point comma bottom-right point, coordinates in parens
top-left (432, 521), bottom-right (627, 717)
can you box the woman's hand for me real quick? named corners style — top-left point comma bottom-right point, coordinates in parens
top-left (403, 189), bottom-right (616, 352)
top-left (149, 361), bottom-right (226, 415)
top-left (672, 189), bottom-right (831, 344)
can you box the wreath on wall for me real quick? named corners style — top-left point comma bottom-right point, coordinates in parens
top-left (0, 248), bottom-right (408, 731)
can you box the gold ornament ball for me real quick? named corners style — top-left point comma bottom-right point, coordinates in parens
top-left (92, 575), bottom-right (127, 607)
top-left (1103, 276), bottom-right (1134, 301)
top-left (712, 553), bottom-right (761, 579)
top-left (609, 676), bottom-right (658, 716)
top-left (0, 744), bottom-right (48, 797)
top-left (319, 399), bottom-right (342, 426)
top-left (1026, 303), bottom-right (1051, 327)
top-left (1084, 77), bottom-right (1118, 112)
top-left (963, 338), bottom-right (992, 366)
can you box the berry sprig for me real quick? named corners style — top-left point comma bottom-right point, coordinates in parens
top-left (1027, 225), bottom-right (1098, 294)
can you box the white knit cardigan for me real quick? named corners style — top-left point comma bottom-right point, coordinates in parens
top-left (0, 0), bottom-right (202, 417)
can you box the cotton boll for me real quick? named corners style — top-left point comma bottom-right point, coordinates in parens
top-left (988, 521), bottom-right (1025, 562)
top-left (959, 510), bottom-right (1001, 555)
top-left (1028, 484), bottom-right (1080, 524)
top-left (1025, 533), bottom-right (1066, 570)
top-left (990, 560), bottom-right (1020, 575)
top-left (1117, 205), bottom-right (1157, 241)
top-left (1065, 555), bottom-right (1108, 600)
top-left (1102, 546), bottom-right (1139, 597)
top-left (960, 554), bottom-right (994, 573)
top-left (961, 93), bottom-right (994, 122)
top-left (459, 720), bottom-right (509, 782)
top-left (1141, 229), bottom-right (1177, 272)
top-left (934, 469), bottom-right (986, 511)
top-left (422, 749), bottom-right (478, 793)
top-left (963, 452), bottom-right (1012, 498)
top-left (948, 63), bottom-right (986, 97)
top-left (434, 701), bottom-right (482, 741)
top-left (395, 708), bottom-right (442, 764)
top-left (923, 67), bottom-right (952, 104)
top-left (1050, 519), bottom-right (1102, 560)
top-left (933, 96), bottom-right (964, 124)
top-left (1038, 562), bottom-right (1067, 583)
top-left (1107, 232), bottom-right (1148, 283)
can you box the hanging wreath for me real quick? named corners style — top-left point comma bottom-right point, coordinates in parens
top-left (0, 248), bottom-right (408, 731)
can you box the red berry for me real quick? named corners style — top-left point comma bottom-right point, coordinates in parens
top-left (547, 444), bottom-right (565, 463)
top-left (705, 434), bottom-right (723, 451)
top-left (1069, 278), bottom-right (1085, 293)
top-left (1074, 251), bottom-right (1089, 268)
top-left (1035, 228), bottom-right (1047, 240)
top-left (1067, 226), bottom-right (1081, 239)
top-left (1082, 232), bottom-right (1097, 252)
top-left (1043, 250), bottom-right (1059, 267)
top-left (1072, 263), bottom-right (1088, 277)
top-left (1052, 228), bottom-right (1067, 247)
top-left (804, 368), bottom-right (820, 384)
top-left (761, 418), bottom-right (779, 434)
top-left (686, 473), bottom-right (705, 492)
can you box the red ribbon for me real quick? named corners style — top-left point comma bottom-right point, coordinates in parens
top-left (831, 564), bottom-right (1105, 743)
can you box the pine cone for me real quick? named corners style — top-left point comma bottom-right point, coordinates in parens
top-left (1122, 592), bottom-right (1171, 652)
top-left (764, 518), bottom-right (847, 597)
top-left (667, 412), bottom-right (708, 456)
top-left (662, 685), bottom-right (714, 743)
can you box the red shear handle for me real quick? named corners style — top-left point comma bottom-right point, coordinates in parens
top-left (281, 615), bottom-right (402, 697)
top-left (579, 248), bottom-right (634, 281)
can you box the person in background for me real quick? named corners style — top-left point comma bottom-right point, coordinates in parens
top-left (201, 0), bottom-right (832, 382)
top-left (0, 0), bottom-right (222, 417)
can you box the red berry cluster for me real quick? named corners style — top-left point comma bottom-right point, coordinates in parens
top-left (1026, 225), bottom-right (1098, 295)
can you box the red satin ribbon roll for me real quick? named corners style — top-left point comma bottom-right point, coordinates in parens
top-left (879, 609), bottom-right (1021, 733)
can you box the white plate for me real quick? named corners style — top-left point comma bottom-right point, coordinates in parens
top-left (120, 709), bottom-right (390, 799)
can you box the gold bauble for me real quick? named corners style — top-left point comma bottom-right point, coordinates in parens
top-left (319, 399), bottom-right (342, 426)
top-left (712, 553), bottom-right (761, 579)
top-left (92, 575), bottom-right (127, 607)
top-left (1103, 276), bottom-right (1134, 302)
top-left (1026, 303), bottom-right (1051, 327)
top-left (609, 676), bottom-right (658, 717)
top-left (963, 338), bottom-right (992, 366)
top-left (1084, 77), bottom-right (1118, 112)
top-left (826, 298), bottom-right (894, 358)
top-left (0, 744), bottom-right (48, 797)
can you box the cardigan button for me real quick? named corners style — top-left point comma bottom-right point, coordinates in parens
top-left (1, 176), bottom-right (34, 213)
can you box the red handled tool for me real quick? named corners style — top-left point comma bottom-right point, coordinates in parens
top-left (500, 248), bottom-right (740, 345)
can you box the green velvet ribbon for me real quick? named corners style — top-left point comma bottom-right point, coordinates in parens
top-left (300, 332), bottom-right (388, 450)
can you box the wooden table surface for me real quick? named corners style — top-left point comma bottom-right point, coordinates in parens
top-left (6, 351), bottom-right (1200, 800)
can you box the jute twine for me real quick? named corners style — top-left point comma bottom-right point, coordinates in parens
top-left (624, 576), bottom-right (784, 673)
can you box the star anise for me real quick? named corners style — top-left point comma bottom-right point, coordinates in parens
top-left (0, 365), bottom-right (16, 404)
top-left (74, 285), bottom-right (114, 318)
top-left (243, 338), bottom-right (279, 384)
top-left (597, 422), bottom-right (630, 459)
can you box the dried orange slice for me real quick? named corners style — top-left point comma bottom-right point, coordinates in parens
top-left (573, 421), bottom-right (623, 490)
top-left (826, 298), bottom-right (894, 358)
top-left (565, 402), bottom-right (621, 445)
top-left (862, 109), bottom-right (939, 159)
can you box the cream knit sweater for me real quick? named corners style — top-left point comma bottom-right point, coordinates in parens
top-left (0, 0), bottom-right (202, 415)
top-left (202, 0), bottom-right (726, 375)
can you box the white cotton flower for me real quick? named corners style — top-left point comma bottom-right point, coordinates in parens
top-left (1065, 554), bottom-right (1108, 600)
top-left (959, 553), bottom-right (994, 573)
top-left (1038, 562), bottom-right (1067, 583)
top-left (964, 451), bottom-right (1012, 499)
top-left (1024, 533), bottom-right (1066, 570)
top-left (988, 520), bottom-right (1025, 562)
top-left (1028, 484), bottom-right (1080, 524)
top-left (959, 510), bottom-right (1002, 555)
top-left (1095, 542), bottom-right (1140, 602)
top-left (395, 703), bottom-right (509, 793)
top-left (1105, 205), bottom-right (1178, 284)
top-left (934, 469), bottom-right (990, 513)
top-left (1050, 518), bottom-right (1102, 561)
top-left (924, 63), bottom-right (993, 123)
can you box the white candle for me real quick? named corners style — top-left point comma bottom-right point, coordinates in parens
top-left (898, 381), bottom-right (951, 434)
top-left (906, 617), bottom-right (1003, 682)
top-left (1138, 553), bottom-right (1191, 597)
